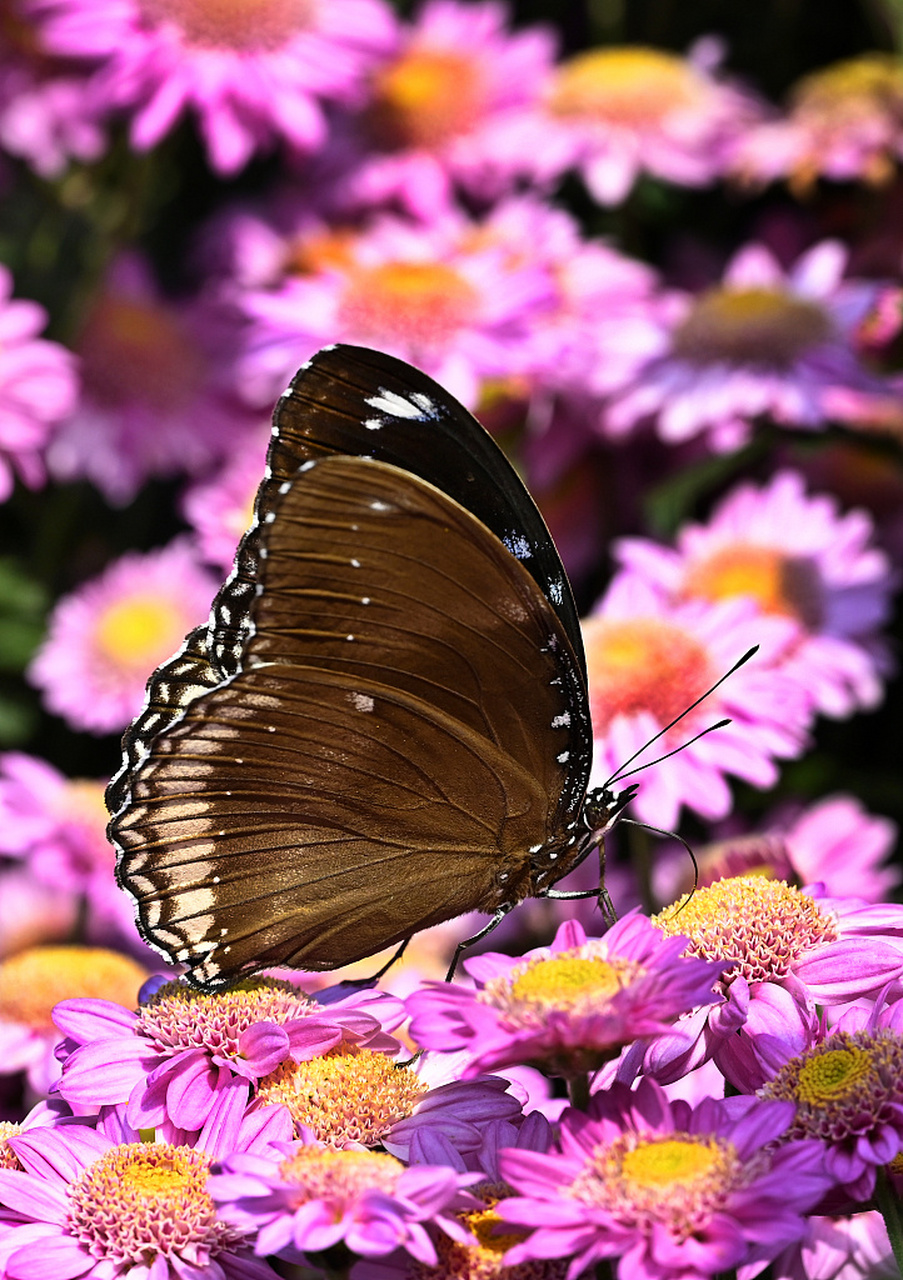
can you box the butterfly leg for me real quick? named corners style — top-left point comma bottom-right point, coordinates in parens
top-left (445, 907), bottom-right (511, 982)
top-left (314, 939), bottom-right (411, 1003)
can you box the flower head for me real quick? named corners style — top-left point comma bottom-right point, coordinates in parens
top-left (616, 469), bottom-right (897, 718)
top-left (28, 539), bottom-right (216, 734)
top-left (29, 0), bottom-right (395, 173)
top-left (0, 263), bottom-right (78, 501)
top-left (606, 240), bottom-right (902, 449)
top-left (0, 1116), bottom-right (276, 1279)
top-left (498, 1078), bottom-right (831, 1280)
top-left (406, 916), bottom-right (722, 1080)
top-left (583, 574), bottom-right (810, 828)
top-left (55, 976), bottom-right (401, 1131)
top-left (210, 1138), bottom-right (479, 1267)
top-left (543, 40), bottom-right (762, 204)
top-left (0, 945), bottom-right (148, 1096)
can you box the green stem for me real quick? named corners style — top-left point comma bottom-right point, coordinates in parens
top-left (875, 1166), bottom-right (903, 1273)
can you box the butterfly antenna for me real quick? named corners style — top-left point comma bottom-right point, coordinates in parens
top-left (605, 645), bottom-right (758, 787)
top-left (619, 817), bottom-right (699, 905)
top-left (615, 718), bottom-right (731, 780)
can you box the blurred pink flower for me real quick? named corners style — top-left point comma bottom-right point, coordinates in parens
top-left (0, 264), bottom-right (77, 501)
top-left (28, 539), bottom-right (216, 734)
top-left (0, 753), bottom-right (147, 952)
top-left (45, 253), bottom-right (252, 504)
top-left (234, 203), bottom-right (558, 409)
top-left (606, 240), bottom-right (902, 449)
top-left (541, 38), bottom-right (764, 205)
top-left (582, 575), bottom-right (810, 828)
top-left (28, 0), bottom-right (395, 174)
top-left (181, 422), bottom-right (269, 572)
top-left (733, 54), bottom-right (903, 194)
top-left (339, 0), bottom-right (566, 217)
top-left (615, 470), bottom-right (897, 717)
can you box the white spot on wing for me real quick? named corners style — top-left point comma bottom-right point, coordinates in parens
top-left (365, 389), bottom-right (428, 419)
top-left (503, 533), bottom-right (532, 560)
top-left (350, 692), bottom-right (374, 712)
top-left (552, 712), bottom-right (570, 728)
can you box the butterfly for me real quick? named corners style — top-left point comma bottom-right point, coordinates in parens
top-left (107, 344), bottom-right (632, 990)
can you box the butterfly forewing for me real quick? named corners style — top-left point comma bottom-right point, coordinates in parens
top-left (111, 455), bottom-right (592, 988)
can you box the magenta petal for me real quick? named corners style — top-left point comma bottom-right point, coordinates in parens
top-left (164, 1051), bottom-right (222, 1128)
top-left (51, 999), bottom-right (139, 1042)
top-left (6, 1233), bottom-right (92, 1280)
top-left (0, 1169), bottom-right (70, 1223)
top-left (796, 939), bottom-right (903, 1002)
top-left (237, 1022), bottom-right (291, 1076)
top-left (58, 1037), bottom-right (155, 1106)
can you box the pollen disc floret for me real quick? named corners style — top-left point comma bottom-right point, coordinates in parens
top-left (66, 1142), bottom-right (246, 1263)
top-left (136, 976), bottom-right (319, 1055)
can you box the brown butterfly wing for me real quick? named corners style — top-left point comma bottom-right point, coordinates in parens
top-left (111, 456), bottom-right (591, 988)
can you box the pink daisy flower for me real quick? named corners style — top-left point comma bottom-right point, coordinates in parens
top-left (45, 253), bottom-right (252, 505)
top-left (235, 203), bottom-right (558, 409)
top-left (54, 977), bottom-right (403, 1132)
top-left (498, 1078), bottom-right (832, 1280)
top-left (0, 2), bottom-right (106, 177)
top-left (582, 573), bottom-right (810, 829)
top-left (28, 538), bottom-right (217, 734)
top-left (339, 0), bottom-right (566, 217)
top-left (0, 1097), bottom-right (278, 1279)
top-left (28, 0), bottom-right (395, 175)
top-left (181, 421), bottom-right (270, 571)
top-left (635, 879), bottom-right (903, 1093)
top-left (541, 38), bottom-right (764, 205)
top-left (0, 945), bottom-right (148, 1097)
top-left (0, 263), bottom-right (77, 501)
top-left (406, 915), bottom-right (723, 1082)
top-left (606, 240), bottom-right (903, 450)
top-left (209, 1134), bottom-right (479, 1268)
top-left (0, 753), bottom-right (147, 952)
top-left (732, 54), bottom-right (903, 194)
top-left (768, 1211), bottom-right (894, 1280)
top-left (615, 469), bottom-right (897, 718)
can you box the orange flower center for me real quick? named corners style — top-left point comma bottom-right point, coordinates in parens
top-left (79, 294), bottom-right (205, 413)
top-left (671, 287), bottom-right (834, 368)
top-left (338, 261), bottom-right (478, 348)
top-left (549, 46), bottom-right (708, 125)
top-left (0, 947), bottom-right (148, 1031)
top-left (583, 617), bottom-right (712, 732)
top-left (370, 47), bottom-right (487, 149)
top-left (140, 0), bottom-right (314, 51)
top-left (683, 544), bottom-right (823, 628)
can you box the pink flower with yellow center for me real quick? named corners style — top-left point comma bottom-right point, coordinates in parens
top-left (0, 2), bottom-right (106, 176)
top-left (733, 54), bottom-right (903, 194)
top-left (55, 976), bottom-right (403, 1131)
top-left (0, 753), bottom-right (148, 952)
top-left (0, 263), bottom-right (78, 501)
top-left (541, 39), bottom-right (763, 205)
top-left (605, 240), bottom-right (902, 450)
top-left (27, 0), bottom-right (395, 174)
top-left (637, 877), bottom-right (903, 1092)
top-left (28, 538), bottom-right (216, 734)
top-left (210, 1139), bottom-right (480, 1268)
top-left (582, 573), bottom-right (809, 828)
top-left (0, 1110), bottom-right (277, 1279)
top-left (340, 0), bottom-right (565, 216)
top-left (45, 253), bottom-right (252, 504)
top-left (235, 205), bottom-right (557, 410)
top-left (497, 1078), bottom-right (831, 1280)
top-left (615, 469), bottom-right (896, 719)
top-left (406, 916), bottom-right (722, 1082)
top-left (0, 945), bottom-right (148, 1096)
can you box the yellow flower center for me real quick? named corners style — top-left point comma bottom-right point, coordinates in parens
top-left (509, 954), bottom-right (627, 1006)
top-left (0, 946), bottom-right (148, 1030)
top-left (338, 260), bottom-right (478, 348)
top-left (258, 1046), bottom-right (429, 1146)
top-left (0, 1122), bottom-right (23, 1171)
top-left (370, 46), bottom-right (487, 149)
top-left (671, 286), bottom-right (834, 368)
top-left (582, 617), bottom-right (712, 733)
top-left (140, 0), bottom-right (314, 51)
top-left (795, 1047), bottom-right (876, 1104)
top-left (94, 594), bottom-right (186, 671)
top-left (683, 544), bottom-right (823, 629)
top-left (549, 47), bottom-right (708, 125)
top-left (622, 1136), bottom-right (718, 1188)
top-left (67, 1143), bottom-right (241, 1260)
top-left (654, 876), bottom-right (839, 983)
top-left (793, 54), bottom-right (903, 118)
top-left (277, 1146), bottom-right (403, 1202)
top-left (137, 977), bottom-right (317, 1055)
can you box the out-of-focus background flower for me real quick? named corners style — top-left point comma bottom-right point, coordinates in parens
top-left (0, 0), bottom-right (901, 1119)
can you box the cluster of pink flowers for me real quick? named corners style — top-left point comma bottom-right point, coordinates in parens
top-left (0, 1), bottom-right (901, 1277)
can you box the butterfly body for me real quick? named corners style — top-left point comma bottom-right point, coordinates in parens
top-left (109, 346), bottom-right (614, 990)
